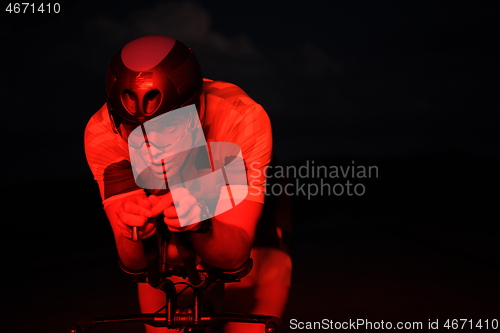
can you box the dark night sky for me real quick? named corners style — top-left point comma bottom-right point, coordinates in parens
top-left (1, 1), bottom-right (499, 332)
top-left (1, 0), bottom-right (497, 183)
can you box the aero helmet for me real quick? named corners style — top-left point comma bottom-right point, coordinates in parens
top-left (106, 35), bottom-right (203, 134)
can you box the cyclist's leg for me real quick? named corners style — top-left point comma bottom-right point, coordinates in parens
top-left (224, 247), bottom-right (292, 333)
top-left (224, 154), bottom-right (292, 333)
top-left (138, 276), bottom-right (193, 333)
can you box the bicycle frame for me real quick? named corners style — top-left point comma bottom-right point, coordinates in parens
top-left (68, 230), bottom-right (281, 332)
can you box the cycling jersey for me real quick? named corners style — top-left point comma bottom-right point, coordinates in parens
top-left (85, 79), bottom-right (272, 206)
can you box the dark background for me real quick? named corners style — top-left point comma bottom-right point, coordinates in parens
top-left (1, 1), bottom-right (498, 332)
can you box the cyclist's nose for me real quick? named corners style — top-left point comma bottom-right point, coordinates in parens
top-left (147, 141), bottom-right (162, 159)
top-left (144, 132), bottom-right (174, 161)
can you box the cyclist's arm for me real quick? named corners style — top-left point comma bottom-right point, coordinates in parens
top-left (188, 101), bottom-right (270, 270)
top-left (190, 199), bottom-right (262, 270)
top-left (103, 191), bottom-right (154, 270)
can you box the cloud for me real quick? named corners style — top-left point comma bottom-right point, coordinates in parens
top-left (79, 0), bottom-right (355, 161)
top-left (79, 0), bottom-right (285, 109)
top-left (81, 0), bottom-right (346, 83)
top-left (83, 1), bottom-right (262, 62)
top-left (301, 43), bottom-right (343, 77)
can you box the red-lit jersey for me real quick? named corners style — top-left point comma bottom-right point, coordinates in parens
top-left (84, 79), bottom-right (272, 206)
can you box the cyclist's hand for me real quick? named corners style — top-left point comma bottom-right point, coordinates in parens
top-left (116, 195), bottom-right (156, 240)
top-left (148, 188), bottom-right (202, 232)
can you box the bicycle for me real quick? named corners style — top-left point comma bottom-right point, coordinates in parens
top-left (67, 223), bottom-right (282, 333)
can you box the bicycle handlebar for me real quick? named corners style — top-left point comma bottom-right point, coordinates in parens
top-left (68, 312), bottom-right (281, 333)
top-left (68, 319), bottom-right (96, 333)
top-left (68, 220), bottom-right (280, 332)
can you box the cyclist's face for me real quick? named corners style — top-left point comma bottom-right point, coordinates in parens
top-left (124, 111), bottom-right (194, 180)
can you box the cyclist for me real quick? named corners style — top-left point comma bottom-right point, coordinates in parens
top-left (84, 35), bottom-right (291, 333)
